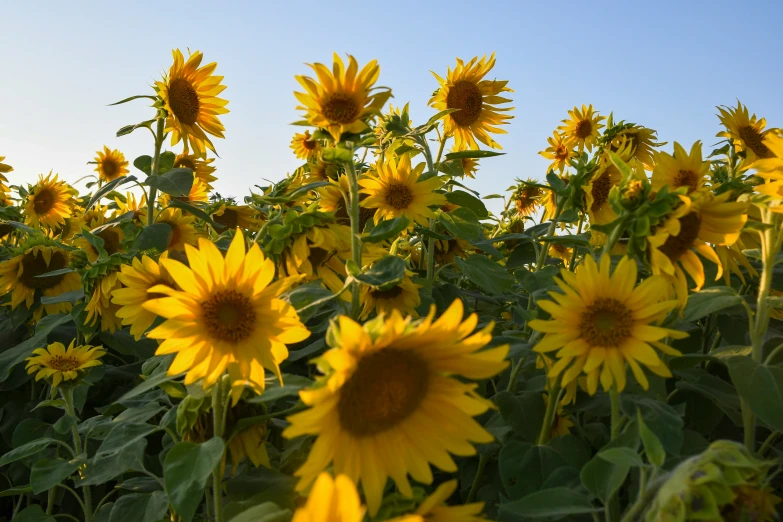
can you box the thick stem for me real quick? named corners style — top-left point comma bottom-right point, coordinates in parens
top-left (466, 453), bottom-right (489, 503)
top-left (61, 388), bottom-right (91, 522)
top-left (568, 215), bottom-right (584, 270)
top-left (211, 383), bottom-right (226, 522)
top-left (601, 215), bottom-right (629, 258)
top-left (147, 118), bottom-right (166, 226)
top-left (610, 386), bottom-right (621, 441)
top-left (536, 381), bottom-right (562, 445)
top-left (345, 154), bottom-right (363, 319)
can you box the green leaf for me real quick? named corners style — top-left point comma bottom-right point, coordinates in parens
top-left (499, 487), bottom-right (600, 518)
top-left (247, 375), bottom-right (313, 404)
top-left (30, 456), bottom-right (86, 494)
top-left (33, 267), bottom-right (74, 278)
top-left (226, 502), bottom-right (292, 522)
top-left (0, 485), bottom-right (33, 497)
top-left (133, 223), bottom-right (173, 251)
top-left (108, 491), bottom-right (169, 522)
top-left (40, 289), bottom-right (85, 305)
top-left (444, 191), bottom-right (488, 218)
top-left (12, 505), bottom-right (55, 522)
top-left (96, 423), bottom-right (159, 458)
top-left (353, 256), bottom-right (405, 290)
top-left (608, 151), bottom-right (633, 179)
top-left (621, 396), bottom-right (683, 454)
top-left (362, 216), bottom-right (409, 243)
top-left (597, 447), bottom-right (644, 467)
top-left (501, 444), bottom-right (567, 498)
top-left (0, 438), bottom-right (63, 467)
top-left (681, 286), bottom-right (742, 323)
top-left (109, 95), bottom-right (158, 106)
top-left (133, 156), bottom-right (152, 175)
top-left (321, 147), bottom-right (353, 163)
top-left (444, 150), bottom-right (504, 160)
top-left (117, 119), bottom-right (156, 137)
top-left (455, 255), bottom-right (515, 295)
top-left (116, 368), bottom-right (185, 403)
top-left (81, 439), bottom-right (147, 486)
top-left (158, 151), bottom-right (177, 173)
top-left (580, 427), bottom-right (638, 503)
top-left (425, 108), bottom-right (459, 127)
top-left (146, 168), bottom-right (194, 197)
top-left (495, 391), bottom-right (545, 442)
top-left (169, 198), bottom-right (221, 228)
top-left (164, 437), bottom-right (226, 522)
top-left (0, 314), bottom-right (74, 382)
top-left (86, 175), bottom-right (137, 211)
top-left (727, 356), bottom-right (783, 432)
top-left (439, 207), bottom-right (481, 241)
top-left (637, 410), bottom-right (666, 467)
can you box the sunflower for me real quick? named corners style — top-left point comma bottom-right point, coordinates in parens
top-left (0, 155), bottom-right (12, 206)
top-left (648, 192), bottom-right (748, 306)
top-left (530, 255), bottom-right (687, 394)
top-left (749, 132), bottom-right (783, 181)
top-left (651, 142), bottom-right (709, 195)
top-left (0, 155), bottom-right (12, 175)
top-left (359, 271), bottom-right (421, 319)
top-left (155, 208), bottom-right (199, 251)
top-left (359, 155), bottom-right (445, 228)
top-left (143, 232), bottom-right (310, 404)
top-left (93, 146), bottom-right (129, 183)
top-left (281, 224), bottom-right (352, 297)
top-left (114, 192), bottom-right (148, 225)
top-left (112, 254), bottom-right (178, 340)
top-left (85, 271), bottom-right (124, 333)
top-left (25, 341), bottom-right (105, 388)
top-left (212, 204), bottom-right (263, 232)
top-left (173, 146), bottom-right (218, 186)
top-left (304, 156), bottom-right (342, 184)
top-left (756, 180), bottom-right (783, 212)
top-left (717, 101), bottom-right (778, 163)
top-left (0, 243), bottom-right (81, 320)
top-left (317, 176), bottom-right (375, 230)
top-left (295, 53), bottom-right (391, 141)
top-left (23, 173), bottom-right (75, 229)
top-left (715, 233), bottom-right (759, 285)
top-left (540, 132), bottom-right (576, 173)
top-left (284, 299), bottom-right (509, 515)
top-left (608, 126), bottom-right (665, 171)
top-left (558, 105), bottom-right (604, 152)
top-left (74, 224), bottom-right (125, 262)
top-left (512, 181), bottom-right (541, 218)
top-left (584, 163), bottom-right (621, 225)
top-left (225, 402), bottom-right (271, 472)
top-left (155, 49), bottom-right (229, 157)
top-left (291, 130), bottom-right (322, 161)
top-left (541, 174), bottom-right (570, 223)
top-left (460, 156), bottom-right (479, 178)
top-left (429, 54), bottom-right (514, 150)
top-left (544, 393), bottom-right (574, 439)
top-left (433, 238), bottom-right (472, 264)
top-left (391, 480), bottom-right (488, 522)
top-left (292, 473), bottom-right (365, 522)
top-left (159, 177), bottom-right (210, 206)
top-left (547, 241), bottom-right (573, 268)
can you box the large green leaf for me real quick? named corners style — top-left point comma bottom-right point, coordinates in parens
top-left (30, 456), bottom-right (86, 494)
top-left (362, 216), bottom-right (409, 243)
top-left (133, 223), bottom-right (173, 251)
top-left (12, 505), bottom-right (55, 522)
top-left (444, 190), bottom-right (488, 218)
top-left (681, 286), bottom-right (742, 323)
top-left (499, 487), bottom-right (600, 518)
top-left (108, 491), bottom-right (169, 522)
top-left (455, 255), bottom-right (515, 295)
top-left (96, 423), bottom-right (159, 458)
top-left (444, 150), bottom-right (504, 160)
top-left (0, 438), bottom-right (65, 467)
top-left (146, 168), bottom-right (194, 197)
top-left (500, 443), bottom-right (566, 499)
top-left (86, 175), bottom-right (137, 210)
top-left (0, 314), bottom-right (74, 382)
top-left (439, 207), bottom-right (482, 241)
top-left (80, 439), bottom-right (147, 486)
top-left (164, 437), bottom-right (226, 522)
top-left (728, 356), bottom-right (783, 432)
top-left (353, 256), bottom-right (405, 290)
top-left (580, 426), bottom-right (638, 503)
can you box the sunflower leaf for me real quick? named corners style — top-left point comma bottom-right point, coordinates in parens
top-left (133, 223), bottom-right (173, 252)
top-left (353, 255), bottom-right (405, 290)
top-left (444, 150), bottom-right (504, 160)
top-left (362, 216), bottom-right (409, 243)
top-left (117, 119), bottom-right (156, 137)
top-left (499, 487), bottom-right (600, 518)
top-left (146, 168), bottom-right (193, 197)
top-left (164, 438), bottom-right (225, 522)
top-left (85, 174), bottom-right (137, 210)
top-left (108, 95), bottom-right (158, 106)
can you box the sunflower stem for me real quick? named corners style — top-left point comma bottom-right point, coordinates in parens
top-left (345, 151), bottom-right (363, 319)
top-left (568, 215), bottom-right (584, 271)
top-left (536, 381), bottom-right (561, 445)
top-left (609, 385), bottom-right (621, 441)
top-left (601, 215), bottom-right (629, 258)
top-left (466, 453), bottom-right (489, 504)
top-left (147, 117), bottom-right (166, 227)
top-left (61, 387), bottom-right (92, 522)
top-left (534, 198), bottom-right (565, 271)
top-left (211, 382), bottom-right (226, 522)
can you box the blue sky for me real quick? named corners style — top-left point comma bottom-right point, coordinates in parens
top-left (2, 1), bottom-right (782, 214)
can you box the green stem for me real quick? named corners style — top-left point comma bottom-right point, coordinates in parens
top-left (535, 198), bottom-right (565, 270)
top-left (619, 471), bottom-right (660, 522)
top-left (345, 151), bottom-right (363, 319)
top-left (505, 356), bottom-right (527, 393)
top-left (211, 382), bottom-right (226, 522)
top-left (765, 343), bottom-right (783, 366)
top-left (601, 215), bottom-right (629, 258)
top-left (610, 385), bottom-right (621, 441)
top-left (536, 381), bottom-right (561, 445)
top-left (61, 387), bottom-right (91, 522)
top-left (568, 215), bottom-right (584, 270)
top-left (466, 453), bottom-right (489, 503)
top-left (759, 432), bottom-right (780, 456)
top-left (147, 118), bottom-right (166, 226)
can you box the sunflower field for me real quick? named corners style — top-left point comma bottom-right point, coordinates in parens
top-left (1, 48), bottom-right (783, 522)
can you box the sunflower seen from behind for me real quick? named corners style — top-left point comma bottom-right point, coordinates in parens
top-left (23, 173), bottom-right (75, 229)
top-left (558, 104), bottom-right (604, 153)
top-left (143, 232), bottom-right (310, 404)
top-left (530, 255), bottom-right (687, 394)
top-left (284, 299), bottom-right (509, 515)
top-left (25, 341), bottom-right (105, 388)
top-left (156, 49), bottom-right (229, 157)
top-left (608, 125), bottom-right (665, 171)
top-left (651, 141), bottom-right (709, 195)
top-left (93, 146), bottom-right (129, 183)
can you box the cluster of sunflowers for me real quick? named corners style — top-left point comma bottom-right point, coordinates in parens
top-left (0, 48), bottom-right (782, 522)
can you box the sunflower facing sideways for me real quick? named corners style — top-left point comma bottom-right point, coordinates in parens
top-left (651, 141), bottom-right (710, 195)
top-left (85, 271), bottom-right (124, 333)
top-left (539, 131), bottom-right (576, 173)
top-left (530, 255), bottom-right (687, 394)
top-left (23, 172), bottom-right (75, 229)
top-left (512, 180), bottom-right (542, 218)
top-left (143, 232), bottom-right (310, 404)
top-left (295, 53), bottom-right (391, 141)
top-left (25, 341), bottom-right (105, 388)
top-left (584, 162), bottom-right (622, 225)
top-left (155, 49), bottom-right (229, 157)
top-left (284, 299), bottom-right (509, 515)
top-left (1, 155), bottom-right (13, 205)
top-left (558, 104), bottom-right (604, 153)
top-left (359, 271), bottom-right (421, 319)
top-left (93, 146), bottom-right (129, 183)
top-left (155, 207), bottom-right (199, 251)
top-left (173, 145), bottom-right (217, 186)
top-left (281, 223), bottom-right (352, 297)
top-left (291, 130), bottom-right (322, 161)
top-left (212, 203), bottom-right (263, 232)
top-left (608, 125), bottom-right (665, 171)
top-left (717, 101), bottom-right (778, 163)
top-left (429, 53), bottom-right (514, 150)
top-left (359, 154), bottom-right (446, 228)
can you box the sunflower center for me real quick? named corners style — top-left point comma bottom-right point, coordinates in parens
top-left (337, 348), bottom-right (430, 436)
top-left (202, 290), bottom-right (256, 343)
top-left (384, 183), bottom-right (414, 210)
top-left (97, 228), bottom-right (122, 256)
top-left (370, 285), bottom-right (404, 300)
top-left (580, 298), bottom-right (633, 347)
top-left (175, 157), bottom-right (196, 170)
top-left (33, 189), bottom-right (55, 215)
top-left (673, 170), bottom-right (700, 193)
top-left (303, 138), bottom-right (318, 150)
top-left (20, 250), bottom-right (68, 289)
top-left (739, 126), bottom-right (770, 158)
top-left (213, 209), bottom-right (238, 229)
top-left (169, 78), bottom-right (200, 125)
top-left (322, 94), bottom-right (360, 124)
top-left (446, 81), bottom-right (483, 126)
top-left (575, 120), bottom-right (593, 139)
top-left (555, 145), bottom-right (569, 160)
top-left (48, 355), bottom-right (80, 372)
top-left (590, 171), bottom-right (612, 211)
top-left (101, 159), bottom-right (119, 180)
top-left (659, 211), bottom-right (701, 262)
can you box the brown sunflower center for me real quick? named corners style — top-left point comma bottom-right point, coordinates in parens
top-left (322, 94), bottom-right (360, 124)
top-left (384, 183), bottom-right (414, 210)
top-left (20, 250), bottom-right (68, 289)
top-left (590, 171), bottom-right (613, 211)
top-left (97, 228), bottom-right (122, 256)
top-left (337, 348), bottom-right (429, 436)
top-left (370, 285), bottom-right (404, 300)
top-left (333, 194), bottom-right (374, 230)
top-left (659, 211), bottom-right (701, 262)
top-left (303, 138), bottom-right (318, 150)
top-left (48, 355), bottom-right (80, 372)
top-left (580, 298), bottom-right (633, 347)
top-left (201, 290), bottom-right (256, 343)
top-left (308, 246), bottom-right (333, 270)
top-left (673, 170), bottom-right (700, 193)
top-left (175, 157), bottom-right (196, 171)
top-left (213, 209), bottom-right (238, 230)
top-left (575, 120), bottom-right (593, 139)
top-left (168, 78), bottom-right (200, 125)
top-left (33, 189), bottom-right (55, 215)
top-left (446, 80), bottom-right (483, 126)
top-left (555, 145), bottom-right (569, 160)
top-left (101, 159), bottom-right (119, 180)
top-left (739, 126), bottom-right (770, 158)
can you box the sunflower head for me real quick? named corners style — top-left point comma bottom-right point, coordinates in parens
top-left (114, 192), bottom-right (148, 225)
top-left (25, 340), bottom-right (105, 388)
top-left (158, 177), bottom-right (210, 207)
top-left (584, 163), bottom-right (622, 225)
top-left (173, 147), bottom-right (217, 186)
top-left (212, 203), bottom-right (263, 232)
top-left (717, 100), bottom-right (778, 163)
top-left (85, 270), bottom-right (124, 333)
top-left (317, 176), bottom-right (375, 230)
top-left (606, 125), bottom-right (666, 171)
top-left (748, 132), bottom-right (783, 181)
top-left (155, 208), bottom-right (199, 251)
top-left (359, 271), bottom-right (421, 319)
top-left (512, 180), bottom-right (542, 217)
top-left (94, 146), bottom-right (129, 183)
top-left (558, 105), bottom-right (605, 152)
top-left (291, 130), bottom-right (322, 161)
top-left (23, 172), bottom-right (75, 229)
top-left (389, 480), bottom-right (489, 522)
top-left (540, 131), bottom-right (576, 173)
top-left (155, 49), bottom-right (229, 157)
top-left (651, 142), bottom-right (710, 196)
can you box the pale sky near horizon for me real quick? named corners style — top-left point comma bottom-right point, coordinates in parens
top-left (2, 1), bottom-right (782, 214)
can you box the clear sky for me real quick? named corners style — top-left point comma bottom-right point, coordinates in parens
top-left (2, 0), bottom-right (782, 214)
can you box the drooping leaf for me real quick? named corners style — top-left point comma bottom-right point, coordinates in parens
top-left (353, 256), bottom-right (405, 290)
top-left (164, 437), bottom-right (226, 522)
top-left (146, 168), bottom-right (194, 197)
top-left (362, 216), bottom-right (409, 243)
top-left (30, 456), bottom-right (86, 494)
top-left (728, 356), bottom-right (783, 432)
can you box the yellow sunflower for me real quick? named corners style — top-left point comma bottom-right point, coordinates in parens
top-left (281, 224), bottom-right (352, 297)
top-left (304, 155), bottom-right (342, 184)
top-left (715, 232), bottom-right (759, 285)
top-left (225, 402), bottom-right (271, 472)
top-left (155, 49), bottom-right (229, 157)
top-left (648, 192), bottom-right (748, 306)
top-left (429, 53), bottom-right (514, 150)
top-left (74, 224), bottom-right (125, 262)
top-left (558, 105), bottom-right (604, 152)
top-left (584, 163), bottom-right (621, 225)
top-left (284, 299), bottom-right (509, 515)
top-left (0, 244), bottom-right (81, 320)
top-left (359, 155), bottom-right (446, 228)
top-left (359, 271), bottom-right (421, 319)
top-left (25, 341), bottom-right (105, 388)
top-left (159, 177), bottom-right (210, 206)
top-left (295, 53), bottom-right (391, 141)
top-left (717, 101), bottom-right (778, 163)
top-left (651, 142), bottom-right (709, 195)
top-left (0, 155), bottom-right (12, 206)
top-left (173, 146), bottom-right (218, 186)
top-left (391, 480), bottom-right (488, 522)
top-left (460, 156), bottom-right (480, 179)
top-left (155, 208), bottom-right (199, 251)
top-left (749, 132), bottom-right (783, 181)
top-left (317, 176), bottom-right (375, 230)
top-left (541, 174), bottom-right (570, 223)
top-left (85, 272), bottom-right (124, 333)
top-left (530, 255), bottom-right (686, 394)
top-left (756, 180), bottom-right (783, 212)
top-left (112, 254), bottom-right (178, 340)
top-left (291, 130), bottom-right (322, 161)
top-left (212, 204), bottom-right (263, 232)
top-left (114, 192), bottom-right (148, 225)
top-left (23, 173), bottom-right (75, 229)
top-left (142, 232), bottom-right (310, 404)
top-left (433, 238), bottom-right (473, 264)
top-left (93, 146), bottom-right (129, 183)
top-left (292, 473), bottom-right (365, 522)
top-left (547, 241), bottom-right (573, 268)
top-left (512, 181), bottom-right (542, 218)
top-left (540, 132), bottom-right (576, 173)
top-left (0, 155), bottom-right (12, 175)
top-left (608, 126), bottom-right (665, 171)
